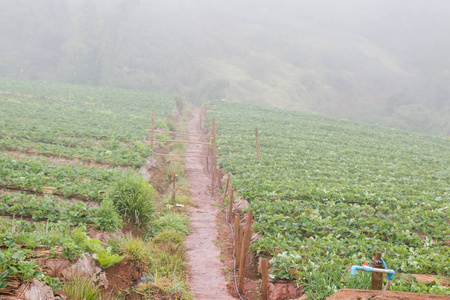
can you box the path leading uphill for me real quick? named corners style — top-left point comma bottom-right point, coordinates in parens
top-left (184, 108), bottom-right (234, 300)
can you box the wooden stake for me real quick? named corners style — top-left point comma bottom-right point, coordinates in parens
top-left (153, 154), bottom-right (231, 158)
top-left (228, 189), bottom-right (234, 223)
top-left (234, 215), bottom-right (240, 265)
top-left (255, 127), bottom-right (260, 161)
top-left (371, 252), bottom-right (383, 290)
top-left (238, 211), bottom-right (253, 294)
top-left (261, 258), bottom-right (269, 300)
top-left (223, 174), bottom-right (231, 203)
top-left (236, 224), bottom-right (244, 268)
top-left (144, 129), bottom-right (231, 138)
top-left (150, 114), bottom-right (155, 149)
top-left (153, 139), bottom-right (232, 148)
top-left (172, 172), bottom-right (176, 200)
top-left (206, 147), bottom-right (209, 171)
top-left (212, 118), bottom-right (217, 195)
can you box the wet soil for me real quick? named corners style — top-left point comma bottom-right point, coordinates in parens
top-left (327, 289), bottom-right (450, 299)
top-left (183, 108), bottom-right (234, 300)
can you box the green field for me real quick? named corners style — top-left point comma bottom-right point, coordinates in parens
top-left (209, 100), bottom-right (450, 297)
top-left (0, 78), bottom-right (174, 167)
top-left (0, 79), bottom-right (192, 299)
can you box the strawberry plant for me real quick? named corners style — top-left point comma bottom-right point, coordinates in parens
top-left (208, 100), bottom-right (450, 297)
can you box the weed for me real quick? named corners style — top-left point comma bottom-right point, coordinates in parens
top-left (120, 234), bottom-right (149, 263)
top-left (153, 229), bottom-right (185, 245)
top-left (97, 198), bottom-right (122, 231)
top-left (63, 273), bottom-right (103, 300)
top-left (105, 171), bottom-right (155, 227)
top-left (151, 212), bottom-right (190, 236)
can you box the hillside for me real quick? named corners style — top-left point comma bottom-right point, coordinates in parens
top-left (208, 100), bottom-right (450, 298)
top-left (0, 0), bottom-right (449, 135)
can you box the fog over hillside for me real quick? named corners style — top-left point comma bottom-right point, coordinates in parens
top-left (1, 0), bottom-right (449, 135)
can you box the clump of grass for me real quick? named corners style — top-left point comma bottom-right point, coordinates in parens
top-left (168, 142), bottom-right (186, 154)
top-left (63, 274), bottom-right (103, 300)
top-left (152, 212), bottom-right (190, 236)
top-left (153, 229), bottom-right (185, 244)
top-left (105, 171), bottom-right (155, 227)
top-left (163, 194), bottom-right (193, 207)
top-left (120, 234), bottom-right (149, 262)
top-left (166, 158), bottom-right (184, 178)
top-left (149, 247), bottom-right (186, 277)
top-left (96, 198), bottom-right (122, 231)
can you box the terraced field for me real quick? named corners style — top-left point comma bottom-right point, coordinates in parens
top-left (0, 79), bottom-right (193, 299)
top-left (208, 100), bottom-right (450, 298)
top-left (0, 78), bottom-right (173, 167)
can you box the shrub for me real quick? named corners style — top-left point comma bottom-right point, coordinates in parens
top-left (105, 172), bottom-right (155, 227)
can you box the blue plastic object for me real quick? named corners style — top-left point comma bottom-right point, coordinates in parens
top-left (381, 258), bottom-right (395, 280)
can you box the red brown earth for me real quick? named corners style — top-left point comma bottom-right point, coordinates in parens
top-left (327, 289), bottom-right (450, 300)
top-left (183, 108), bottom-right (234, 299)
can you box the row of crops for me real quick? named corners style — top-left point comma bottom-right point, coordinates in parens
top-left (0, 78), bottom-right (190, 297)
top-left (0, 78), bottom-right (174, 167)
top-left (208, 100), bottom-right (450, 298)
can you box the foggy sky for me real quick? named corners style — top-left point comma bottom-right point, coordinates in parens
top-left (1, 0), bottom-right (449, 134)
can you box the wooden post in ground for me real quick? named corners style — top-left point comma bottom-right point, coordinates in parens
top-left (211, 118), bottom-right (217, 195)
top-left (238, 211), bottom-right (253, 294)
top-left (255, 127), bottom-right (260, 162)
top-left (371, 252), bottom-right (383, 290)
top-left (261, 258), bottom-right (269, 300)
top-left (228, 188), bottom-right (234, 223)
top-left (172, 172), bottom-right (177, 200)
top-left (223, 174), bottom-right (231, 203)
top-left (236, 224), bottom-right (244, 269)
top-left (234, 215), bottom-right (240, 265)
top-left (150, 114), bottom-right (155, 149)
top-left (206, 146), bottom-right (209, 172)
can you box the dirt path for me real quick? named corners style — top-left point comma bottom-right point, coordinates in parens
top-left (184, 108), bottom-right (234, 300)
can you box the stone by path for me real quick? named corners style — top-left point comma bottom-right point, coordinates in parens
top-left (184, 108), bottom-right (234, 300)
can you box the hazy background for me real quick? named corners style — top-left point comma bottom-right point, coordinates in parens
top-left (1, 0), bottom-right (449, 135)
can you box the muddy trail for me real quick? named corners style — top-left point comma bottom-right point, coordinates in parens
top-left (184, 108), bottom-right (234, 300)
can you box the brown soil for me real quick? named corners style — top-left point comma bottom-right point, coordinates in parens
top-left (104, 257), bottom-right (142, 299)
top-left (215, 206), bottom-right (262, 299)
top-left (2, 149), bottom-right (125, 169)
top-left (327, 289), bottom-right (450, 299)
top-left (183, 108), bottom-right (234, 299)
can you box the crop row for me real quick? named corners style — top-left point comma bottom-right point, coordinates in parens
top-left (0, 153), bottom-right (120, 201)
top-left (0, 78), bottom-right (174, 166)
top-left (0, 192), bottom-right (103, 227)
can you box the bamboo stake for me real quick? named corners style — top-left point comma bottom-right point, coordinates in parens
top-left (223, 174), bottom-right (231, 203)
top-left (228, 188), bottom-right (234, 223)
top-left (153, 139), bottom-right (232, 148)
top-left (153, 154), bottom-right (231, 158)
top-left (211, 118), bottom-right (217, 195)
top-left (172, 172), bottom-right (177, 200)
top-left (150, 114), bottom-right (154, 149)
top-left (144, 129), bottom-right (231, 138)
top-left (255, 127), bottom-right (260, 162)
top-left (236, 224), bottom-right (244, 268)
top-left (238, 211), bottom-right (253, 294)
top-left (234, 215), bottom-right (240, 266)
top-left (206, 147), bottom-right (209, 171)
top-left (262, 258), bottom-right (269, 300)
